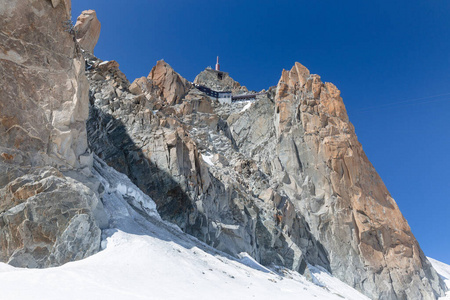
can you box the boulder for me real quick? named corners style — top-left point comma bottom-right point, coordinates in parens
top-left (0, 167), bottom-right (101, 268)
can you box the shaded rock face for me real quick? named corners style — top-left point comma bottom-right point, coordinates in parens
top-left (0, 0), bottom-right (101, 267)
top-left (86, 56), bottom-right (446, 299)
top-left (74, 9), bottom-right (101, 53)
top-left (194, 68), bottom-right (248, 93)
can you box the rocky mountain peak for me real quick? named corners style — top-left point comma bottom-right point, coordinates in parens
top-left (147, 60), bottom-right (191, 106)
top-left (194, 68), bottom-right (248, 93)
top-left (274, 61), bottom-right (445, 299)
top-left (74, 10), bottom-right (101, 53)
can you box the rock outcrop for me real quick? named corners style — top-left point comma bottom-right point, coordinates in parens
top-left (74, 9), bottom-right (101, 53)
top-left (194, 68), bottom-right (248, 93)
top-left (0, 0), bottom-right (101, 267)
top-left (146, 60), bottom-right (191, 106)
top-left (270, 62), bottom-right (446, 299)
top-left (0, 167), bottom-right (101, 267)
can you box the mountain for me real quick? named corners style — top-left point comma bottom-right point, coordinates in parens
top-left (0, 158), bottom-right (448, 299)
top-left (0, 1), bottom-right (447, 299)
top-left (0, 157), bottom-right (373, 300)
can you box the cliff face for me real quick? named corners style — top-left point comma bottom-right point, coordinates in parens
top-left (271, 62), bottom-right (445, 299)
top-left (0, 0), bottom-right (102, 267)
top-left (85, 53), bottom-right (446, 298)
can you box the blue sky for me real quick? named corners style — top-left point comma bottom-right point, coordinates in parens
top-left (72, 0), bottom-right (450, 264)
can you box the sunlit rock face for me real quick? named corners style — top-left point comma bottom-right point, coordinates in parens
top-left (146, 60), bottom-right (192, 106)
top-left (271, 62), bottom-right (446, 299)
top-left (74, 9), bottom-right (101, 53)
top-left (85, 53), bottom-right (446, 299)
top-left (0, 0), bottom-right (101, 267)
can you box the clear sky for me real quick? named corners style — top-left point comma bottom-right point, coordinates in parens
top-left (72, 0), bottom-right (450, 264)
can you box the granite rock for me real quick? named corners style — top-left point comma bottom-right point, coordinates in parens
top-left (0, 0), bottom-right (101, 267)
top-left (147, 60), bottom-right (191, 106)
top-left (194, 68), bottom-right (248, 93)
top-left (74, 10), bottom-right (101, 53)
top-left (85, 57), bottom-right (446, 299)
top-left (270, 62), bottom-right (446, 299)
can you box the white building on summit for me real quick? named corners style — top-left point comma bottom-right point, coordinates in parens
top-left (193, 83), bottom-right (232, 104)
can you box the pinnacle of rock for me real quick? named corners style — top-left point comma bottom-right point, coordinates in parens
top-left (146, 60), bottom-right (191, 106)
top-left (274, 62), bottom-right (445, 299)
top-left (74, 10), bottom-right (101, 53)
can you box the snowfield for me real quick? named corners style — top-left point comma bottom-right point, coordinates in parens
top-left (0, 157), bottom-right (447, 300)
top-left (429, 257), bottom-right (450, 299)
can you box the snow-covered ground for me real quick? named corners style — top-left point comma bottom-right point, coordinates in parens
top-left (0, 157), bottom-right (446, 300)
top-left (201, 152), bottom-right (214, 166)
top-left (429, 257), bottom-right (450, 299)
top-left (240, 101), bottom-right (253, 112)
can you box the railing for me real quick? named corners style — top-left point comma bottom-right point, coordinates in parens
top-left (193, 83), bottom-right (266, 102)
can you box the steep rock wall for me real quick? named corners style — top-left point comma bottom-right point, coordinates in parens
top-left (270, 62), bottom-right (445, 299)
top-left (86, 57), bottom-right (330, 275)
top-left (0, 0), bottom-right (101, 267)
top-left (86, 57), bottom-right (446, 299)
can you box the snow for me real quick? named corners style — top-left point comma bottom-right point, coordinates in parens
top-left (0, 156), bottom-right (422, 300)
top-left (201, 152), bottom-right (214, 166)
top-left (309, 265), bottom-right (370, 300)
top-left (241, 101), bottom-right (252, 112)
top-left (428, 257), bottom-right (450, 299)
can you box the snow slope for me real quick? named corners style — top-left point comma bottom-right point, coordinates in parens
top-left (0, 157), bottom-right (422, 300)
top-left (429, 257), bottom-right (450, 299)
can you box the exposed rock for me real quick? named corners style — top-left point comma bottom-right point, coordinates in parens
top-left (0, 0), bottom-right (101, 267)
top-left (85, 56), bottom-right (446, 299)
top-left (194, 68), bottom-right (248, 93)
top-left (270, 62), bottom-right (446, 299)
top-left (147, 60), bottom-right (191, 106)
top-left (0, 167), bottom-right (101, 268)
top-left (49, 0), bottom-right (71, 16)
top-left (0, 0), bottom-right (90, 170)
top-left (86, 57), bottom-right (329, 276)
top-left (2, 1), bottom-right (442, 297)
top-left (74, 10), bottom-right (101, 53)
